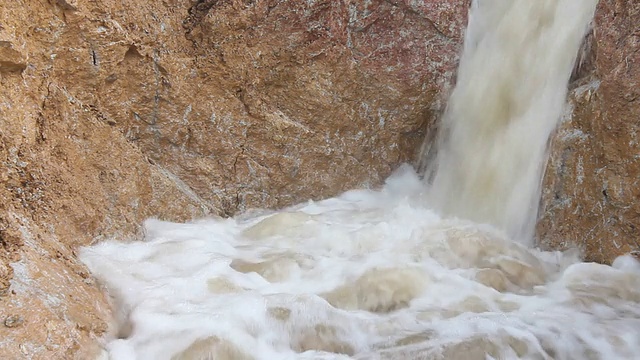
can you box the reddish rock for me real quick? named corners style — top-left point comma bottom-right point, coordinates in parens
top-left (538, 0), bottom-right (640, 263)
top-left (114, 0), bottom-right (467, 214)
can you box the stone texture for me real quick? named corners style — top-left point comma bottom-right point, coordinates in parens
top-left (116, 0), bottom-right (466, 214)
top-left (538, 0), bottom-right (640, 264)
top-left (0, 0), bottom-right (465, 357)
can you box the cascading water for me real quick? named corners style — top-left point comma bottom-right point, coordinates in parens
top-left (81, 1), bottom-right (640, 359)
top-left (422, 0), bottom-right (598, 243)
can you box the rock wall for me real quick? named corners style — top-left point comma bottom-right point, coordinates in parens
top-left (0, 0), bottom-right (465, 358)
top-left (538, 0), bottom-right (640, 263)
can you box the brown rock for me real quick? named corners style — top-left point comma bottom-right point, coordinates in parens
top-left (95, 0), bottom-right (466, 215)
top-left (0, 0), bottom-right (465, 357)
top-left (538, 0), bottom-right (640, 263)
top-left (0, 41), bottom-right (27, 73)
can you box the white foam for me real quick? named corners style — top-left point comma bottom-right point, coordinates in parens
top-left (80, 167), bottom-right (640, 360)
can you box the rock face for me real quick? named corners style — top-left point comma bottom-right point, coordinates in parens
top-left (538, 0), bottom-right (640, 263)
top-left (0, 0), bottom-right (465, 357)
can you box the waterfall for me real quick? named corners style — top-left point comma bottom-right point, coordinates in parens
top-left (422, 0), bottom-right (597, 243)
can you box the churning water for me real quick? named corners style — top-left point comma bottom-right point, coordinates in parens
top-left (81, 0), bottom-right (640, 359)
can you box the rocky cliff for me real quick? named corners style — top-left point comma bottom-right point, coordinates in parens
top-left (539, 0), bottom-right (640, 264)
top-left (0, 0), bottom-right (465, 357)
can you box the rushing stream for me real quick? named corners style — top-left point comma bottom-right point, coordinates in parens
top-left (81, 0), bottom-right (640, 359)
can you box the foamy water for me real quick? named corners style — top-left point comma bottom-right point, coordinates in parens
top-left (81, 0), bottom-right (640, 359)
top-left (82, 166), bottom-right (640, 359)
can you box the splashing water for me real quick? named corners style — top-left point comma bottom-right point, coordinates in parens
top-left (81, 0), bottom-right (640, 359)
top-left (423, 0), bottom-right (597, 242)
top-left (82, 167), bottom-right (640, 359)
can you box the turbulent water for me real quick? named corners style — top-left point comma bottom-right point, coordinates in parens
top-left (81, 0), bottom-right (640, 359)
top-left (83, 167), bottom-right (640, 359)
top-left (423, 0), bottom-right (598, 241)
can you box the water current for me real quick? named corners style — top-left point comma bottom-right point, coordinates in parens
top-left (423, 0), bottom-right (599, 242)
